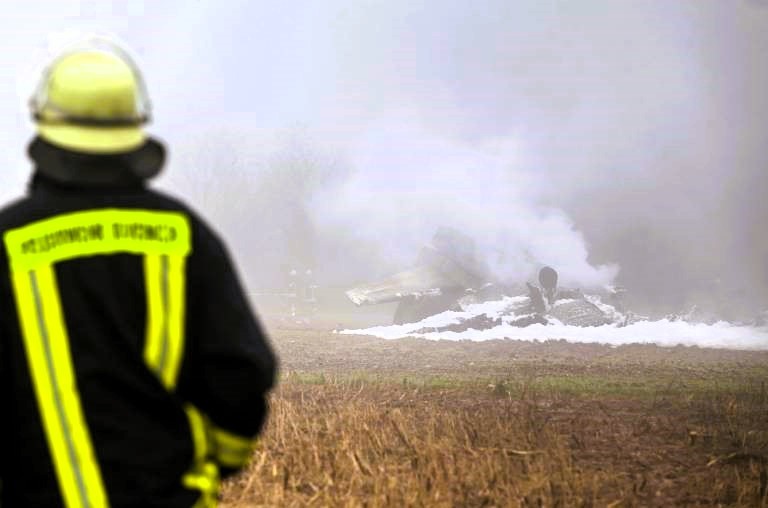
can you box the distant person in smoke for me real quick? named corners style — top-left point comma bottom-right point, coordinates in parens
top-left (0, 38), bottom-right (277, 507)
top-left (538, 266), bottom-right (558, 304)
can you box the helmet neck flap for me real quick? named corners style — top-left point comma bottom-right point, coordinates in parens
top-left (28, 135), bottom-right (165, 188)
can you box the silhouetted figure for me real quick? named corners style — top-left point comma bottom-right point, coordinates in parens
top-left (539, 266), bottom-right (558, 304)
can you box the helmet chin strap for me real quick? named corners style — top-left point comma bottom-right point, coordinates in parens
top-left (32, 100), bottom-right (150, 127)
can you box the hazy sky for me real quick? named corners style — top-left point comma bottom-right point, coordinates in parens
top-left (1, 1), bottom-right (766, 316)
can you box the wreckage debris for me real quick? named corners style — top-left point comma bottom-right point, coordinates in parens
top-left (345, 227), bottom-right (640, 330)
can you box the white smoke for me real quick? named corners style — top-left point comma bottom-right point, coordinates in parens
top-left (312, 111), bottom-right (618, 288)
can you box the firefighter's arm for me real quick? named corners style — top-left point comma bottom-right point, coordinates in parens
top-left (178, 219), bottom-right (278, 475)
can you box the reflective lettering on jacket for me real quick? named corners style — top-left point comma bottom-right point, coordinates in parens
top-left (4, 208), bottom-right (191, 508)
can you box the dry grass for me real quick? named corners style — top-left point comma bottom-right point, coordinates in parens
top-left (220, 330), bottom-right (768, 507)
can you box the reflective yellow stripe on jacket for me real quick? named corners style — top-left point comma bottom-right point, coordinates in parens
top-left (209, 424), bottom-right (259, 469)
top-left (11, 265), bottom-right (108, 508)
top-left (4, 209), bottom-right (191, 508)
top-left (142, 247), bottom-right (221, 506)
top-left (143, 253), bottom-right (187, 390)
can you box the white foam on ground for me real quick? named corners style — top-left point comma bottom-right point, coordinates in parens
top-left (341, 298), bottom-right (768, 351)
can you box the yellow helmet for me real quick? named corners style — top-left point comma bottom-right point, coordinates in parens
top-left (30, 39), bottom-right (151, 154)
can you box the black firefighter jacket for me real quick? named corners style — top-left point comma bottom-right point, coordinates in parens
top-left (0, 138), bottom-right (277, 507)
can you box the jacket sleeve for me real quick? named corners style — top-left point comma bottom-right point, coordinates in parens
top-left (177, 217), bottom-right (278, 475)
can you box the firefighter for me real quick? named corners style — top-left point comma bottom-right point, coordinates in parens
top-left (0, 39), bottom-right (277, 507)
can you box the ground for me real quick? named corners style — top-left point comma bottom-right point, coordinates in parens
top-left (221, 325), bottom-right (768, 507)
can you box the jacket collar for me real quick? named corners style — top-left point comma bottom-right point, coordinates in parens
top-left (27, 136), bottom-right (165, 191)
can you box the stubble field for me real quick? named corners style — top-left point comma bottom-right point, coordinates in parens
top-left (221, 327), bottom-right (768, 507)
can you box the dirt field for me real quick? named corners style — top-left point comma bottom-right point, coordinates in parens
top-left (221, 326), bottom-right (768, 507)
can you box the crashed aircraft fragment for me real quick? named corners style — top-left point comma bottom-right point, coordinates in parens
top-left (346, 228), bottom-right (639, 330)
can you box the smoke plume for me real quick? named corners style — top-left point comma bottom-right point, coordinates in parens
top-left (0, 1), bottom-right (766, 321)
